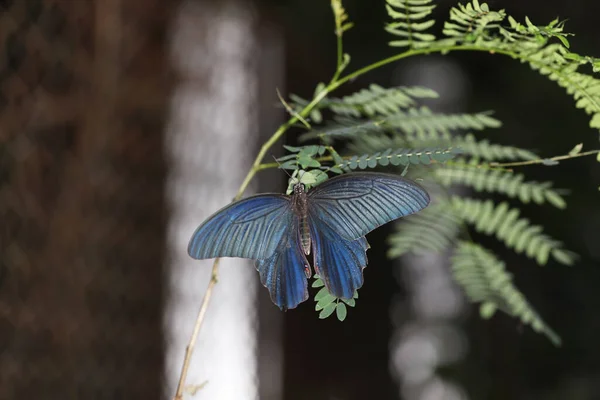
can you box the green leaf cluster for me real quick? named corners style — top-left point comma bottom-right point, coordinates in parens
top-left (385, 0), bottom-right (600, 132)
top-left (386, 0), bottom-right (437, 48)
top-left (281, 68), bottom-right (574, 338)
top-left (312, 275), bottom-right (358, 321)
top-left (264, 0), bottom-right (600, 337)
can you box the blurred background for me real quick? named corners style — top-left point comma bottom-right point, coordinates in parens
top-left (1, 0), bottom-right (599, 399)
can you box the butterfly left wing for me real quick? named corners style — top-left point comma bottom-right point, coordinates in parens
top-left (256, 217), bottom-right (310, 310)
top-left (308, 172), bottom-right (430, 241)
top-left (188, 194), bottom-right (291, 260)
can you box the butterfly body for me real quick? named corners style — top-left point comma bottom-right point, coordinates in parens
top-left (291, 183), bottom-right (312, 258)
top-left (188, 172), bottom-right (430, 310)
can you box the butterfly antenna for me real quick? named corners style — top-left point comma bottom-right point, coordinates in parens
top-left (271, 155), bottom-right (294, 178)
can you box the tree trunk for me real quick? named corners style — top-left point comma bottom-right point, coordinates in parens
top-left (0, 0), bottom-right (175, 398)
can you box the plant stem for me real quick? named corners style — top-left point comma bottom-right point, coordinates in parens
top-left (173, 259), bottom-right (221, 400)
top-left (489, 149), bottom-right (600, 167)
top-left (335, 45), bottom-right (600, 113)
top-left (331, 0), bottom-right (344, 82)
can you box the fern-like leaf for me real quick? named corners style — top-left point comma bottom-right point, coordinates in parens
top-left (406, 133), bottom-right (537, 160)
top-left (443, 1), bottom-right (506, 43)
top-left (435, 165), bottom-right (567, 208)
top-left (440, 1), bottom-right (600, 132)
top-left (349, 132), bottom-right (537, 164)
top-left (338, 147), bottom-right (460, 170)
top-left (388, 201), bottom-right (461, 257)
top-left (530, 49), bottom-right (600, 130)
top-left (386, 107), bottom-right (502, 137)
top-left (449, 196), bottom-right (575, 265)
top-left (331, 0), bottom-right (354, 35)
top-left (386, 0), bottom-right (437, 49)
top-left (452, 241), bottom-right (561, 345)
top-left (452, 134), bottom-right (537, 161)
top-left (328, 85), bottom-right (439, 117)
top-left (299, 119), bottom-right (385, 143)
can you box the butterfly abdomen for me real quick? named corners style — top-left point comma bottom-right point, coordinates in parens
top-left (292, 184), bottom-right (311, 256)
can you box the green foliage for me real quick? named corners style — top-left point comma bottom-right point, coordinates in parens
top-left (451, 134), bottom-right (538, 161)
top-left (348, 132), bottom-right (538, 163)
top-left (388, 201), bottom-right (462, 257)
top-left (337, 147), bottom-right (460, 170)
top-left (434, 164), bottom-right (567, 208)
top-left (266, 0), bottom-right (600, 339)
top-left (385, 0), bottom-right (437, 48)
top-left (385, 107), bottom-right (501, 136)
top-left (452, 241), bottom-right (561, 345)
top-left (443, 1), bottom-right (506, 44)
top-left (332, 85), bottom-right (439, 117)
top-left (278, 144), bottom-right (326, 169)
top-left (313, 275), bottom-right (358, 321)
top-left (449, 196), bottom-right (575, 266)
top-left (384, 0), bottom-right (600, 132)
top-left (282, 87), bottom-right (574, 338)
top-left (299, 119), bottom-right (386, 143)
top-left (331, 0), bottom-right (354, 34)
top-left (293, 84), bottom-right (439, 119)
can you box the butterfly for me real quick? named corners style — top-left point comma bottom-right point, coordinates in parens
top-left (188, 172), bottom-right (430, 310)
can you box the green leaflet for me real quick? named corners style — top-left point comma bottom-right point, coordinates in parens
top-left (452, 241), bottom-right (561, 346)
top-left (387, 201), bottom-right (462, 257)
top-left (331, 85), bottom-right (439, 117)
top-left (385, 0), bottom-right (437, 49)
top-left (383, 0), bottom-right (600, 132)
top-left (449, 196), bottom-right (576, 266)
top-left (312, 275), bottom-right (357, 321)
top-left (349, 132), bottom-right (539, 164)
top-left (434, 165), bottom-right (567, 208)
top-left (337, 147), bottom-right (460, 171)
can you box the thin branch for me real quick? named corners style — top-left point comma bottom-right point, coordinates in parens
top-left (335, 44), bottom-right (600, 118)
top-left (489, 149), bottom-right (600, 167)
top-left (173, 259), bottom-right (221, 400)
top-left (331, 0), bottom-right (345, 82)
top-left (276, 88), bottom-right (311, 129)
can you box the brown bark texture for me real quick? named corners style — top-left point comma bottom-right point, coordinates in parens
top-left (0, 0), bottom-right (176, 398)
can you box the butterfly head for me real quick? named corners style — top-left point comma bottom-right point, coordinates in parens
top-left (293, 182), bottom-right (306, 195)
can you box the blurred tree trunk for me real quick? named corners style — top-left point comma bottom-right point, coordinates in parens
top-left (0, 0), bottom-right (176, 398)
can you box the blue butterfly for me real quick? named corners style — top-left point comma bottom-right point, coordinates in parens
top-left (188, 172), bottom-right (430, 310)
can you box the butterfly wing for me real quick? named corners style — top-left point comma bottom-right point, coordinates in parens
top-left (307, 172), bottom-right (430, 240)
top-left (255, 217), bottom-right (310, 310)
top-left (188, 194), bottom-right (291, 260)
top-left (309, 216), bottom-right (370, 299)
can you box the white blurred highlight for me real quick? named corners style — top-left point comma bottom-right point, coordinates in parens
top-left (164, 2), bottom-right (259, 399)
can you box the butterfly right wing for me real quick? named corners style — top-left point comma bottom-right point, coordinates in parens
top-left (307, 172), bottom-right (430, 241)
top-left (256, 216), bottom-right (310, 310)
top-left (188, 194), bottom-right (292, 260)
top-left (308, 213), bottom-right (370, 299)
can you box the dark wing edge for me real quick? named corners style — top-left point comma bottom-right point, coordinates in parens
top-left (188, 194), bottom-right (292, 260)
top-left (307, 172), bottom-right (430, 240)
